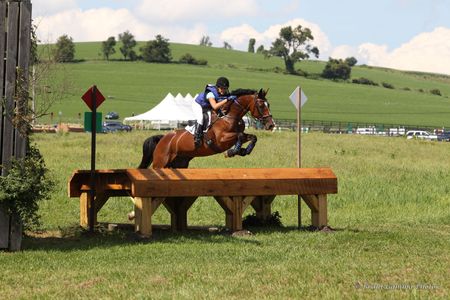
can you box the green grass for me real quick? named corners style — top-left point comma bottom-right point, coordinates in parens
top-left (35, 42), bottom-right (450, 127)
top-left (1, 131), bottom-right (448, 298)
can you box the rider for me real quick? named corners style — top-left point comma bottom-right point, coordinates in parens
top-left (192, 77), bottom-right (232, 147)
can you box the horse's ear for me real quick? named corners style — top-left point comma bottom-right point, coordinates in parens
top-left (258, 88), bottom-right (263, 98)
top-left (264, 88), bottom-right (269, 97)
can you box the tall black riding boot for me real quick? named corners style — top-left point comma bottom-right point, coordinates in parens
top-left (194, 123), bottom-right (203, 148)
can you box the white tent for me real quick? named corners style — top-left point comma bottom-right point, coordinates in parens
top-left (123, 93), bottom-right (197, 129)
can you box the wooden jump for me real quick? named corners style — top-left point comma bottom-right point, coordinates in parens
top-left (68, 168), bottom-right (338, 237)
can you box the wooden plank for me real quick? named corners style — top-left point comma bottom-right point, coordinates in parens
top-left (134, 197), bottom-right (153, 237)
top-left (0, 208), bottom-right (10, 249)
top-left (8, 213), bottom-right (22, 251)
top-left (251, 195), bottom-right (275, 221)
top-left (1, 2), bottom-right (19, 175)
top-left (214, 196), bottom-right (253, 232)
top-left (301, 194), bottom-right (328, 228)
top-left (68, 169), bottom-right (131, 197)
top-left (127, 168), bottom-right (337, 181)
top-left (15, 0), bottom-right (32, 159)
top-left (163, 197), bottom-right (197, 232)
top-left (79, 192), bottom-right (89, 227)
top-left (0, 2), bottom-right (6, 151)
top-left (127, 168), bottom-right (337, 197)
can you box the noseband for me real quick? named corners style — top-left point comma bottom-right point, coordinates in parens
top-left (252, 94), bottom-right (272, 121)
top-left (224, 93), bottom-right (272, 123)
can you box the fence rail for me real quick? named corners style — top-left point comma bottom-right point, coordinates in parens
top-left (272, 118), bottom-right (442, 134)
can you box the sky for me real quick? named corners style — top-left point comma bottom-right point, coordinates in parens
top-left (32, 0), bottom-right (450, 75)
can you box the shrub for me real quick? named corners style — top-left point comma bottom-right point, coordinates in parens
top-left (352, 77), bottom-right (378, 86)
top-left (322, 58), bottom-right (351, 80)
top-left (296, 69), bottom-right (309, 77)
top-left (141, 35), bottom-right (172, 63)
top-left (345, 57), bottom-right (358, 67)
top-left (179, 53), bottom-right (208, 66)
top-left (179, 53), bottom-right (196, 64)
top-left (0, 145), bottom-right (54, 230)
top-left (382, 82), bottom-right (395, 89)
top-left (54, 34), bottom-right (75, 62)
top-left (430, 89), bottom-right (442, 96)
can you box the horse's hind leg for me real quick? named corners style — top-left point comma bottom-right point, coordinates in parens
top-left (167, 156), bottom-right (192, 168)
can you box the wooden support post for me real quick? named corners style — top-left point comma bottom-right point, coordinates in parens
top-left (79, 192), bottom-right (89, 227)
top-left (214, 196), bottom-right (255, 232)
top-left (134, 197), bottom-right (164, 237)
top-left (163, 197), bottom-right (197, 232)
top-left (301, 194), bottom-right (328, 228)
top-left (251, 195), bottom-right (275, 221)
top-left (79, 192), bottom-right (109, 227)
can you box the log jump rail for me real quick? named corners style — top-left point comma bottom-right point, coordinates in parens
top-left (68, 168), bottom-right (338, 237)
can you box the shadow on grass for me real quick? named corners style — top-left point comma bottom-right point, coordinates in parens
top-left (21, 223), bottom-right (263, 252)
top-left (22, 222), bottom-right (362, 252)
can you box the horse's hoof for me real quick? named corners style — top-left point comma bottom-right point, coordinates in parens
top-left (127, 211), bottom-right (135, 221)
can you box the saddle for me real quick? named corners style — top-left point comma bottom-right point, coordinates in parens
top-left (187, 109), bottom-right (223, 132)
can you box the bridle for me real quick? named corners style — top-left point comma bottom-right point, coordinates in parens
top-left (252, 93), bottom-right (272, 122)
top-left (223, 92), bottom-right (272, 123)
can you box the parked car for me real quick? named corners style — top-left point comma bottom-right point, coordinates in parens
top-left (103, 121), bottom-right (132, 133)
top-left (356, 127), bottom-right (377, 135)
top-left (437, 131), bottom-right (450, 142)
top-left (105, 112), bottom-right (119, 120)
top-left (405, 130), bottom-right (437, 141)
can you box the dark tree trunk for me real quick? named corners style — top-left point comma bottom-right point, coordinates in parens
top-left (284, 58), bottom-right (296, 74)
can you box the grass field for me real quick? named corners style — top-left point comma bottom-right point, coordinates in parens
top-left (1, 131), bottom-right (449, 298)
top-left (35, 42), bottom-right (450, 128)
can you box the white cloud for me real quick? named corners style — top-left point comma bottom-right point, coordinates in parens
top-left (219, 18), bottom-right (331, 56)
top-left (32, 0), bottom-right (78, 17)
top-left (34, 7), bottom-right (207, 45)
top-left (35, 8), bottom-right (150, 43)
top-left (136, 0), bottom-right (259, 23)
top-left (331, 27), bottom-right (450, 75)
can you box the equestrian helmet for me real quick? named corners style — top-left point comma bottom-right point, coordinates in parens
top-left (216, 77), bottom-right (230, 88)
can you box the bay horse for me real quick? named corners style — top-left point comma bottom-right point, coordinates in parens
top-left (138, 88), bottom-right (275, 169)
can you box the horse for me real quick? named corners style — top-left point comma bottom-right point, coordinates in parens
top-left (138, 88), bottom-right (275, 169)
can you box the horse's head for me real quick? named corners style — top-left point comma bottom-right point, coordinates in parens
top-left (248, 89), bottom-right (275, 131)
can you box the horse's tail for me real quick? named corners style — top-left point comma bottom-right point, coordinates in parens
top-left (138, 135), bottom-right (164, 169)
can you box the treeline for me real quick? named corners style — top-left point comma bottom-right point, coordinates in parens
top-left (52, 31), bottom-right (208, 66)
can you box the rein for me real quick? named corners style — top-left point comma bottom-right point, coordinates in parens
top-left (223, 92), bottom-right (272, 122)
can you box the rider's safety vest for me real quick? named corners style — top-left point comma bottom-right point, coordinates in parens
top-left (195, 84), bottom-right (228, 109)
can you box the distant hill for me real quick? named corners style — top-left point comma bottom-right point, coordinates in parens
top-left (36, 41), bottom-right (450, 128)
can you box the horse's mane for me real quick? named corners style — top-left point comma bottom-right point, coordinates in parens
top-left (230, 89), bottom-right (257, 97)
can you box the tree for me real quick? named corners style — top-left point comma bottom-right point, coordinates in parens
top-left (101, 36), bottom-right (116, 60)
top-left (248, 38), bottom-right (256, 53)
top-left (199, 35), bottom-right (212, 47)
top-left (140, 35), bottom-right (172, 63)
top-left (118, 30), bottom-right (137, 60)
top-left (54, 34), bottom-right (75, 62)
top-left (345, 56), bottom-right (357, 67)
top-left (256, 45), bottom-right (265, 53)
top-left (179, 53), bottom-right (208, 65)
top-left (322, 58), bottom-right (351, 80)
top-left (223, 41), bottom-right (233, 50)
top-left (269, 25), bottom-right (319, 74)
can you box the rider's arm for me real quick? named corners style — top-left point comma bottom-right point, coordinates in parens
top-left (208, 96), bottom-right (229, 111)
